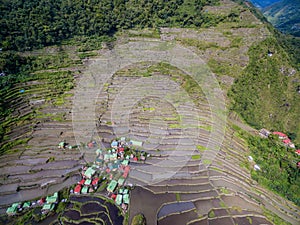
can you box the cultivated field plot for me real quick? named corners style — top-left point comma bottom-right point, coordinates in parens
top-left (60, 195), bottom-right (124, 225)
top-left (0, 1), bottom-right (299, 223)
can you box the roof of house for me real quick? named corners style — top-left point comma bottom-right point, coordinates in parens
top-left (92, 178), bottom-right (99, 185)
top-left (96, 149), bottom-right (102, 154)
top-left (74, 185), bottom-right (82, 193)
top-left (84, 179), bottom-right (92, 185)
top-left (295, 150), bottom-right (300, 155)
top-left (6, 204), bottom-right (18, 214)
top-left (96, 158), bottom-right (103, 163)
top-left (273, 131), bottom-right (287, 137)
top-left (122, 160), bottom-right (129, 166)
top-left (87, 142), bottom-right (94, 148)
top-left (23, 202), bottom-right (31, 208)
top-left (107, 180), bottom-right (118, 192)
top-left (130, 140), bottom-right (143, 147)
top-left (283, 139), bottom-right (291, 144)
top-left (104, 154), bottom-right (110, 160)
top-left (81, 186), bottom-right (88, 194)
top-left (123, 194), bottom-right (130, 204)
top-left (110, 153), bottom-right (117, 159)
top-left (42, 203), bottom-right (55, 211)
top-left (84, 167), bottom-right (96, 178)
top-left (46, 192), bottom-right (58, 203)
top-left (116, 194), bottom-right (123, 205)
top-left (111, 140), bottom-right (118, 147)
top-left (118, 147), bottom-right (124, 152)
top-left (118, 177), bottom-right (125, 185)
top-left (78, 179), bottom-right (85, 185)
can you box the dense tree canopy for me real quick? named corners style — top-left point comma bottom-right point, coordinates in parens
top-left (0, 0), bottom-right (220, 51)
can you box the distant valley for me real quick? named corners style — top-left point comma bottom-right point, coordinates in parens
top-left (249, 0), bottom-right (300, 36)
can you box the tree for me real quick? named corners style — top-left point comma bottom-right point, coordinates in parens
top-left (131, 213), bottom-right (146, 225)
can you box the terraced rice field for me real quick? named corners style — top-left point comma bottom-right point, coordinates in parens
top-left (72, 37), bottom-right (299, 224)
top-left (60, 195), bottom-right (124, 225)
top-left (0, 2), bottom-right (299, 223)
top-left (0, 69), bottom-right (85, 214)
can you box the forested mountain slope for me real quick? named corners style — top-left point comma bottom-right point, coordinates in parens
top-left (0, 0), bottom-right (222, 51)
top-left (248, 0), bottom-right (281, 8)
top-left (263, 0), bottom-right (300, 37)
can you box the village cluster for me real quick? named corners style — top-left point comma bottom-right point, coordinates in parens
top-left (6, 192), bottom-right (61, 216)
top-left (6, 137), bottom-right (148, 216)
top-left (256, 129), bottom-right (300, 168)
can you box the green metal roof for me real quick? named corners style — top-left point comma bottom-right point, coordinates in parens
top-left (115, 194), bottom-right (123, 205)
top-left (6, 205), bottom-right (18, 214)
top-left (85, 179), bottom-right (92, 185)
top-left (123, 194), bottom-right (130, 204)
top-left (96, 149), bottom-right (102, 154)
top-left (130, 140), bottom-right (143, 147)
top-left (118, 177), bottom-right (125, 186)
top-left (46, 196), bottom-right (57, 204)
top-left (42, 203), bottom-right (55, 211)
top-left (121, 160), bottom-right (129, 166)
top-left (84, 167), bottom-right (96, 178)
top-left (23, 202), bottom-right (31, 208)
top-left (82, 186), bottom-right (89, 194)
top-left (107, 180), bottom-right (118, 192)
top-left (104, 154), bottom-right (110, 160)
top-left (12, 203), bottom-right (20, 208)
top-left (110, 153), bottom-right (117, 159)
top-left (123, 189), bottom-right (129, 194)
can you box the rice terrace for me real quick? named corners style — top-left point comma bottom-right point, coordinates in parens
top-left (0, 0), bottom-right (300, 225)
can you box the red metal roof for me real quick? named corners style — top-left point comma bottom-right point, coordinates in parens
top-left (78, 179), bottom-right (85, 185)
top-left (295, 150), bottom-right (300, 155)
top-left (118, 147), bottom-right (124, 152)
top-left (123, 171), bottom-right (129, 178)
top-left (124, 166), bottom-right (130, 172)
top-left (92, 178), bottom-right (99, 185)
top-left (74, 185), bottom-right (82, 193)
top-left (273, 131), bottom-right (287, 137)
top-left (111, 194), bottom-right (117, 200)
top-left (87, 142), bottom-right (94, 148)
top-left (282, 139), bottom-right (291, 144)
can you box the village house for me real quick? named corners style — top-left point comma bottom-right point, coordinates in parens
top-left (84, 167), bottom-right (96, 179)
top-left (107, 180), bottom-right (118, 193)
top-left (273, 131), bottom-right (287, 139)
top-left (259, 128), bottom-right (270, 138)
top-left (6, 203), bottom-right (20, 216)
top-left (42, 192), bottom-right (58, 214)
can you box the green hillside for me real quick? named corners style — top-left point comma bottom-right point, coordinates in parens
top-left (0, 0), bottom-right (221, 51)
top-left (229, 36), bottom-right (300, 143)
top-left (263, 0), bottom-right (300, 37)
